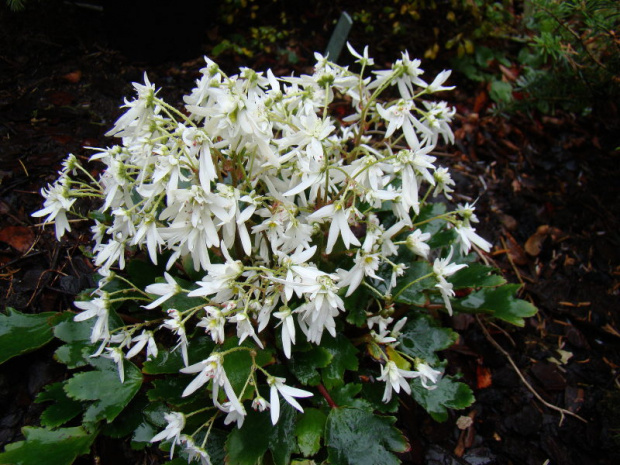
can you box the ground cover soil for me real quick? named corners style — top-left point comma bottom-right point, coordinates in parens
top-left (1, 2), bottom-right (619, 464)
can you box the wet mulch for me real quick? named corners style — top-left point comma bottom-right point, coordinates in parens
top-left (1, 3), bottom-right (619, 465)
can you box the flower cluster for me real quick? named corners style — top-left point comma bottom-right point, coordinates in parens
top-left (34, 45), bottom-right (493, 463)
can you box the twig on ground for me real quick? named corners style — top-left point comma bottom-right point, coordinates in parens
top-left (476, 315), bottom-right (587, 425)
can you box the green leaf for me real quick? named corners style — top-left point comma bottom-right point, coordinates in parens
top-left (0, 309), bottom-right (69, 364)
top-left (329, 384), bottom-right (372, 411)
top-left (290, 346), bottom-right (332, 386)
top-left (427, 228), bottom-right (457, 249)
top-left (489, 80), bottom-right (513, 103)
top-left (326, 408), bottom-right (409, 465)
top-left (392, 262), bottom-right (434, 306)
top-left (398, 314), bottom-right (458, 365)
top-left (410, 376), bottom-right (474, 422)
top-left (54, 343), bottom-right (92, 369)
top-left (221, 338), bottom-right (274, 395)
top-left (453, 284), bottom-right (537, 326)
top-left (0, 427), bottom-right (95, 465)
top-left (360, 382), bottom-right (399, 413)
top-left (126, 258), bottom-right (164, 291)
top-left (343, 286), bottom-right (370, 327)
top-left (295, 408), bottom-right (327, 457)
top-left (102, 393), bottom-right (149, 438)
top-left (35, 382), bottom-right (83, 428)
top-left (268, 401), bottom-right (297, 465)
top-left (320, 334), bottom-right (359, 389)
top-left (147, 377), bottom-right (196, 404)
top-left (143, 337), bottom-right (215, 374)
top-left (449, 263), bottom-right (506, 289)
top-left (54, 316), bottom-right (93, 343)
top-left (64, 357), bottom-right (143, 423)
top-left (416, 203), bottom-right (447, 236)
top-left (226, 403), bottom-right (297, 465)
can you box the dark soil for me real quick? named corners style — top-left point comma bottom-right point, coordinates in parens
top-left (1, 2), bottom-right (619, 464)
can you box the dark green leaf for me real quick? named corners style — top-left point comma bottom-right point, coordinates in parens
top-left (54, 343), bottom-right (92, 369)
top-left (453, 284), bottom-right (537, 326)
top-left (35, 382), bottom-right (83, 428)
top-left (449, 263), bottom-right (506, 289)
top-left (410, 375), bottom-right (474, 422)
top-left (290, 346), bottom-right (332, 386)
top-left (392, 262), bottom-right (434, 306)
top-left (226, 403), bottom-right (297, 465)
top-left (226, 408), bottom-right (271, 465)
top-left (398, 314), bottom-right (457, 365)
top-left (329, 384), bottom-right (372, 411)
top-left (427, 228), bottom-right (457, 249)
top-left (320, 334), bottom-right (358, 389)
top-left (64, 357), bottom-right (142, 423)
top-left (415, 203), bottom-right (447, 236)
top-left (343, 286), bottom-right (371, 327)
top-left (360, 381), bottom-right (399, 413)
top-left (143, 337), bottom-right (215, 374)
top-left (326, 408), bottom-right (409, 465)
top-left (295, 408), bottom-right (327, 457)
top-left (126, 258), bottom-right (164, 290)
top-left (54, 317), bottom-right (93, 343)
top-left (0, 427), bottom-right (95, 465)
top-left (268, 401), bottom-right (297, 465)
top-left (0, 309), bottom-right (69, 364)
top-left (102, 393), bottom-right (149, 438)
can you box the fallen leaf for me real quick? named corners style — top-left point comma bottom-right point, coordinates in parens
top-left (476, 364), bottom-right (492, 389)
top-left (525, 225), bottom-right (549, 256)
top-left (502, 232), bottom-right (528, 265)
top-left (0, 226), bottom-right (35, 253)
top-left (62, 70), bottom-right (82, 83)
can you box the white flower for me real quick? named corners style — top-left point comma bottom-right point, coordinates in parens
top-left (74, 293), bottom-right (110, 344)
top-left (103, 346), bottom-right (125, 383)
top-left (181, 436), bottom-right (212, 465)
top-left (273, 306), bottom-right (296, 358)
top-left (161, 309), bottom-right (189, 366)
top-left (218, 400), bottom-right (247, 429)
top-left (268, 376), bottom-right (313, 425)
top-left (433, 248), bottom-right (467, 315)
top-left (197, 306), bottom-right (226, 344)
top-left (406, 229), bottom-right (431, 259)
top-left (32, 179), bottom-right (76, 239)
top-left (377, 361), bottom-right (419, 403)
top-left (180, 354), bottom-right (243, 417)
top-left (414, 361), bottom-right (442, 390)
top-left (252, 396), bottom-right (270, 412)
top-left (125, 330), bottom-right (158, 361)
top-left (346, 42), bottom-right (374, 67)
top-left (308, 203), bottom-right (361, 254)
top-left (143, 272), bottom-right (182, 309)
top-left (151, 411), bottom-right (185, 457)
top-left (454, 223), bottom-right (492, 255)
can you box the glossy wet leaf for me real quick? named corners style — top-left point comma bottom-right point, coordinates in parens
top-left (449, 263), bottom-right (506, 289)
top-left (64, 357), bottom-right (142, 423)
top-left (392, 261), bottom-right (434, 306)
top-left (397, 314), bottom-right (458, 365)
top-left (295, 408), bottom-right (327, 457)
top-left (143, 337), bottom-right (215, 374)
top-left (290, 346), bottom-right (332, 386)
top-left (453, 284), bottom-right (537, 326)
top-left (0, 427), bottom-right (95, 465)
top-left (35, 382), bottom-right (83, 428)
top-left (329, 384), bottom-right (372, 411)
top-left (320, 334), bottom-right (358, 389)
top-left (410, 375), bottom-right (474, 422)
top-left (226, 402), bottom-right (296, 465)
top-left (0, 309), bottom-right (69, 364)
top-left (326, 408), bottom-right (409, 465)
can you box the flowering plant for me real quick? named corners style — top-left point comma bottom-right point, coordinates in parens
top-left (2, 45), bottom-right (536, 465)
